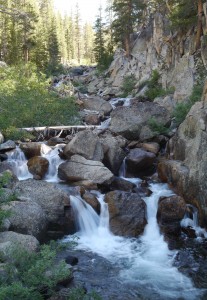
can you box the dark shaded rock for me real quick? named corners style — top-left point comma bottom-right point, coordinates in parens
top-left (157, 195), bottom-right (186, 235)
top-left (84, 114), bottom-right (101, 125)
top-left (0, 154), bottom-right (8, 161)
top-left (47, 137), bottom-right (65, 146)
top-left (105, 191), bottom-right (147, 237)
top-left (65, 255), bottom-right (79, 266)
top-left (82, 191), bottom-right (101, 214)
top-left (20, 142), bottom-right (41, 159)
top-left (27, 156), bottom-right (49, 180)
top-left (126, 148), bottom-right (156, 176)
top-left (110, 177), bottom-right (136, 192)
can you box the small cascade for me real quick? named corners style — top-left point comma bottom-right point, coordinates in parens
top-left (181, 204), bottom-right (207, 239)
top-left (64, 184), bottom-right (202, 299)
top-left (97, 118), bottom-right (111, 130)
top-left (109, 97), bottom-right (131, 109)
top-left (41, 144), bottom-right (64, 182)
top-left (6, 147), bottom-right (32, 180)
top-left (119, 157), bottom-right (126, 177)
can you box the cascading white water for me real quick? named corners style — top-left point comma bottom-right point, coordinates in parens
top-left (109, 97), bottom-right (131, 109)
top-left (65, 183), bottom-right (203, 299)
top-left (181, 204), bottom-right (207, 239)
top-left (41, 144), bottom-right (64, 182)
top-left (6, 147), bottom-right (32, 180)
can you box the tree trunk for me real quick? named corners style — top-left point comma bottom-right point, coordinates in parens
top-left (195, 0), bottom-right (204, 50)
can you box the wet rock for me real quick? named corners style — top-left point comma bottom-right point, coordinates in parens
top-left (0, 140), bottom-right (16, 153)
top-left (126, 148), bottom-right (156, 177)
top-left (105, 191), bottom-right (147, 237)
top-left (27, 156), bottom-right (49, 180)
top-left (47, 137), bottom-right (65, 146)
top-left (65, 255), bottom-right (79, 266)
top-left (20, 142), bottom-right (41, 159)
top-left (100, 133), bottom-right (126, 175)
top-left (0, 154), bottom-right (7, 161)
top-left (110, 177), bottom-right (136, 192)
top-left (157, 195), bottom-right (186, 235)
top-left (58, 155), bottom-right (114, 185)
top-left (63, 130), bottom-right (104, 161)
top-left (110, 102), bottom-right (171, 140)
top-left (82, 191), bottom-right (101, 214)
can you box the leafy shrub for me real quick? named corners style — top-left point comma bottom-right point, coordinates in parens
top-left (2, 127), bottom-right (35, 142)
top-left (0, 63), bottom-right (80, 132)
top-left (148, 117), bottom-right (169, 135)
top-left (172, 84), bottom-right (203, 125)
top-left (145, 70), bottom-right (174, 101)
top-left (0, 243), bottom-right (71, 299)
top-left (121, 74), bottom-right (137, 97)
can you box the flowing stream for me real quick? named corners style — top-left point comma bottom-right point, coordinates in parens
top-left (64, 182), bottom-right (203, 300)
top-left (6, 144), bottom-right (206, 299)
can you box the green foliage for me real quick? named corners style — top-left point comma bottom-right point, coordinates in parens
top-left (0, 172), bottom-right (16, 228)
top-left (173, 84), bottom-right (203, 125)
top-left (0, 243), bottom-right (71, 299)
top-left (121, 74), bottom-right (137, 97)
top-left (148, 117), bottom-right (169, 135)
top-left (145, 70), bottom-right (174, 101)
top-left (2, 127), bottom-right (35, 142)
top-left (0, 63), bottom-right (80, 131)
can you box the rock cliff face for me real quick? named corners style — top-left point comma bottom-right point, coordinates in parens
top-left (158, 81), bottom-right (207, 226)
top-left (106, 13), bottom-right (207, 101)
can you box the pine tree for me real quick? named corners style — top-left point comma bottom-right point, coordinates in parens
top-left (111, 0), bottom-right (145, 57)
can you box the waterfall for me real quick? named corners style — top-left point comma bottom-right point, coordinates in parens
top-left (65, 184), bottom-right (202, 299)
top-left (41, 144), bottom-right (64, 182)
top-left (6, 147), bottom-right (32, 180)
top-left (181, 204), bottom-right (207, 239)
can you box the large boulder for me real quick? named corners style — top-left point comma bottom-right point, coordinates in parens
top-left (105, 191), bottom-right (147, 237)
top-left (20, 142), bottom-right (41, 159)
top-left (11, 179), bottom-right (75, 240)
top-left (159, 95), bottom-right (207, 226)
top-left (110, 102), bottom-right (171, 140)
top-left (100, 133), bottom-right (127, 175)
top-left (0, 231), bottom-right (39, 260)
top-left (63, 130), bottom-right (104, 161)
top-left (27, 156), bottom-right (49, 180)
top-left (80, 96), bottom-right (113, 116)
top-left (58, 155), bottom-right (114, 185)
top-left (157, 195), bottom-right (186, 235)
top-left (3, 200), bottom-right (47, 239)
top-left (0, 140), bottom-right (16, 153)
top-left (126, 148), bottom-right (156, 177)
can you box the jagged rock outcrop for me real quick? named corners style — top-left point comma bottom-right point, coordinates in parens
top-left (158, 83), bottom-right (207, 226)
top-left (58, 155), bottom-right (114, 185)
top-left (110, 101), bottom-right (171, 140)
top-left (105, 191), bottom-right (147, 237)
top-left (63, 130), bottom-right (104, 161)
